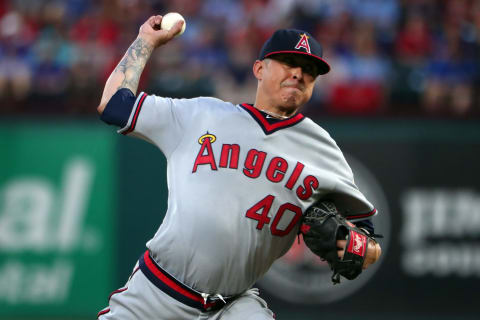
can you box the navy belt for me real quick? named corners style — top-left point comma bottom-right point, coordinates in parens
top-left (139, 250), bottom-right (237, 311)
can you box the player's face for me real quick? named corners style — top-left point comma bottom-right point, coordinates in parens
top-left (255, 53), bottom-right (319, 111)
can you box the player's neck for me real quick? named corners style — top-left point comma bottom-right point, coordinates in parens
top-left (253, 102), bottom-right (298, 119)
top-left (258, 108), bottom-right (291, 119)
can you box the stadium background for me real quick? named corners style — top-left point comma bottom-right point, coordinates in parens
top-left (0, 0), bottom-right (479, 319)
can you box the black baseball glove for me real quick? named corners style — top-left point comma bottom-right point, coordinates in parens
top-left (300, 200), bottom-right (376, 284)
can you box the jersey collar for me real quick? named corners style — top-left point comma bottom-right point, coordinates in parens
top-left (240, 103), bottom-right (305, 135)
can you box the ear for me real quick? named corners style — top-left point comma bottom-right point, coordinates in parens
top-left (252, 60), bottom-right (264, 80)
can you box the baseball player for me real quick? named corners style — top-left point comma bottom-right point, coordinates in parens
top-left (96, 15), bottom-right (382, 320)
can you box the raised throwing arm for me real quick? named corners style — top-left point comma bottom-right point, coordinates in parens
top-left (97, 15), bottom-right (184, 114)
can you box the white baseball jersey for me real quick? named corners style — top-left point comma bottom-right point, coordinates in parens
top-left (118, 92), bottom-right (376, 297)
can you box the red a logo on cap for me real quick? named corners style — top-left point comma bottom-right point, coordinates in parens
top-left (295, 33), bottom-right (311, 54)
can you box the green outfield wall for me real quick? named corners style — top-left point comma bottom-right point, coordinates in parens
top-left (0, 123), bottom-right (117, 317)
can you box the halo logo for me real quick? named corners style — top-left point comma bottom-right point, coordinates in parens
top-left (258, 154), bottom-right (391, 304)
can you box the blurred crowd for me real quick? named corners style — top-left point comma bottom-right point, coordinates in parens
top-left (0, 0), bottom-right (479, 118)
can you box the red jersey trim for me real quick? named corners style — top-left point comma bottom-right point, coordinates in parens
top-left (97, 308), bottom-right (110, 318)
top-left (97, 266), bottom-right (140, 318)
top-left (96, 287), bottom-right (128, 318)
top-left (346, 208), bottom-right (377, 220)
top-left (240, 103), bottom-right (305, 134)
top-left (122, 92), bottom-right (147, 135)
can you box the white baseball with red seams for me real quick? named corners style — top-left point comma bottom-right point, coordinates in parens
top-left (161, 12), bottom-right (186, 36)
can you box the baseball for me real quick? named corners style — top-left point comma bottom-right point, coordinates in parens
top-left (161, 12), bottom-right (186, 36)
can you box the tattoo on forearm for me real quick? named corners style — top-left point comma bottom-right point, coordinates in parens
top-left (115, 38), bottom-right (154, 93)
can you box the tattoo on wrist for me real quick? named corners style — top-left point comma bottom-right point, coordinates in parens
top-left (116, 38), bottom-right (154, 93)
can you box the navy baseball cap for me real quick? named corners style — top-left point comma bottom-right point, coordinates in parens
top-left (258, 29), bottom-right (330, 75)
